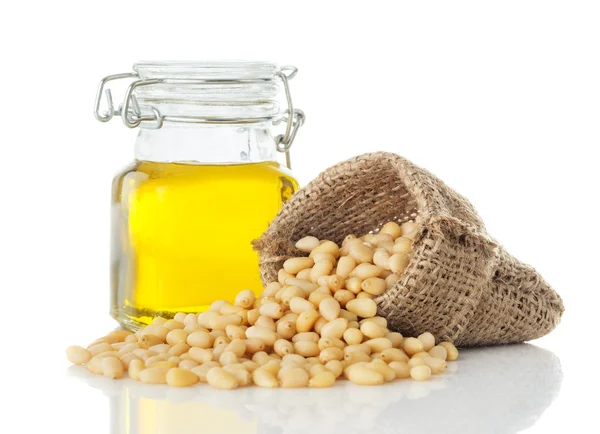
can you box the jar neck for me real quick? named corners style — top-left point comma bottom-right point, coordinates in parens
top-left (134, 123), bottom-right (279, 164)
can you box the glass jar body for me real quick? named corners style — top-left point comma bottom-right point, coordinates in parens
top-left (110, 124), bottom-right (297, 329)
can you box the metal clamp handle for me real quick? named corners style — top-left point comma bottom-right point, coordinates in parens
top-left (93, 65), bottom-right (305, 158)
top-left (94, 72), bottom-right (138, 122)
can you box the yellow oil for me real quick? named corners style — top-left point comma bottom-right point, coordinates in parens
top-left (110, 160), bottom-right (297, 329)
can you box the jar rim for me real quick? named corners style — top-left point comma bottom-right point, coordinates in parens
top-left (133, 61), bottom-right (279, 80)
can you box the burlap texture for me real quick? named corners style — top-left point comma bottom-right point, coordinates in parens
top-left (254, 152), bottom-right (564, 346)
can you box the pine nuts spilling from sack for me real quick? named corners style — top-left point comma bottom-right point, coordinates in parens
top-left (66, 221), bottom-right (458, 388)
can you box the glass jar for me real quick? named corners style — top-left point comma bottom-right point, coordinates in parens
top-left (94, 61), bottom-right (304, 329)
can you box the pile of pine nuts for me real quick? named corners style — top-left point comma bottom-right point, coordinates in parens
top-left (67, 221), bottom-right (458, 389)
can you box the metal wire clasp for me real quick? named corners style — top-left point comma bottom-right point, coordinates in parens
top-left (93, 72), bottom-right (138, 122)
top-left (93, 64), bottom-right (305, 153)
top-left (274, 66), bottom-right (305, 153)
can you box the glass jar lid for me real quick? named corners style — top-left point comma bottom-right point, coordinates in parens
top-left (94, 61), bottom-right (304, 152)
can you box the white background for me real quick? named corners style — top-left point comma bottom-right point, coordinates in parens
top-left (2, 1), bottom-right (599, 433)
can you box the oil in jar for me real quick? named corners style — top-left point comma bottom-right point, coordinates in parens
top-left (110, 160), bottom-right (298, 329)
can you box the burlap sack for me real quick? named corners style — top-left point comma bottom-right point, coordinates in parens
top-left (254, 152), bottom-right (564, 346)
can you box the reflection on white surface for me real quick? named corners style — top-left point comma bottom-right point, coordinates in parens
top-left (67, 344), bottom-right (562, 434)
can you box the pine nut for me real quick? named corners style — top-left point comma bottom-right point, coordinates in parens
top-left (360, 321), bottom-right (386, 339)
top-left (255, 314), bottom-right (276, 332)
top-left (333, 290), bottom-right (355, 307)
top-left (219, 351), bottom-right (238, 366)
top-left (263, 281), bottom-right (282, 297)
top-left (252, 367), bottom-right (279, 388)
top-left (187, 331), bottom-right (214, 348)
top-left (167, 343), bottom-right (190, 357)
top-left (327, 275), bottom-right (344, 292)
top-left (247, 308), bottom-right (260, 325)
top-left (178, 360), bottom-right (199, 370)
top-left (188, 347), bottom-right (213, 363)
top-left (310, 260), bottom-right (334, 283)
top-left (408, 357), bottom-right (425, 367)
top-left (294, 341), bottom-right (320, 357)
top-left (164, 320), bottom-right (185, 331)
top-left (403, 337), bottom-right (424, 356)
top-left (290, 297), bottom-right (314, 314)
top-left (223, 365), bottom-right (251, 386)
top-left (343, 328), bottom-right (363, 345)
top-left (380, 348), bottom-right (409, 363)
top-left (339, 309), bottom-right (358, 322)
top-left (274, 339), bottom-right (294, 356)
top-left (242, 360), bottom-right (260, 372)
top-left (346, 365), bottom-right (384, 385)
top-left (387, 332), bottom-right (404, 348)
top-left (439, 342), bottom-right (459, 361)
top-left (325, 360), bottom-right (344, 378)
top-left (281, 286), bottom-right (305, 306)
top-left (309, 241), bottom-right (340, 259)
top-left (207, 367), bottom-right (238, 390)
top-left (344, 343), bottom-right (372, 355)
top-left (242, 338), bottom-right (263, 355)
top-left (296, 268), bottom-right (312, 280)
top-left (410, 364), bottom-right (431, 381)
top-left (349, 243), bottom-right (374, 264)
top-left (280, 367), bottom-right (309, 388)
top-left (319, 347), bottom-right (344, 363)
top-left (309, 290), bottom-right (331, 307)
top-left (296, 236), bottom-right (320, 253)
top-left (66, 346), bottom-right (92, 365)
top-left (120, 353), bottom-right (141, 369)
top-left (152, 317), bottom-right (168, 326)
top-left (380, 221), bottom-right (402, 238)
top-left (389, 253), bottom-right (410, 274)
top-left (173, 312), bottom-right (187, 323)
top-left (235, 289), bottom-right (256, 309)
top-left (373, 249), bottom-right (391, 268)
top-left (344, 351), bottom-right (371, 365)
top-left (101, 357), bottom-right (124, 379)
top-left (418, 332), bottom-right (436, 351)
top-left (393, 237), bottom-right (413, 254)
top-left (312, 252), bottom-right (336, 267)
top-left (389, 361), bottom-right (411, 379)
top-left (360, 277), bottom-right (387, 296)
top-left (260, 302), bottom-right (284, 319)
top-left (350, 263), bottom-right (383, 279)
top-left (191, 363), bottom-right (219, 383)
top-left (423, 356), bottom-right (447, 374)
top-left (88, 343), bottom-right (113, 357)
top-left (139, 366), bottom-right (169, 384)
top-left (385, 274), bottom-right (401, 289)
top-left (319, 297), bottom-right (341, 321)
top-left (245, 326), bottom-right (278, 346)
top-left (165, 367), bottom-right (199, 387)
top-left (346, 298), bottom-right (378, 318)
top-left (296, 310), bottom-right (320, 333)
top-left (320, 318), bottom-right (348, 340)
top-left (284, 257), bottom-right (315, 274)
top-left (318, 337), bottom-right (345, 350)
top-left (284, 278), bottom-right (318, 293)
top-left (128, 359), bottom-right (145, 380)
top-left (314, 316), bottom-right (328, 334)
top-left (336, 256), bottom-right (356, 278)
top-left (369, 358), bottom-right (396, 382)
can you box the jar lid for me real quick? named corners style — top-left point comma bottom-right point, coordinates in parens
top-left (94, 61), bottom-right (304, 152)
